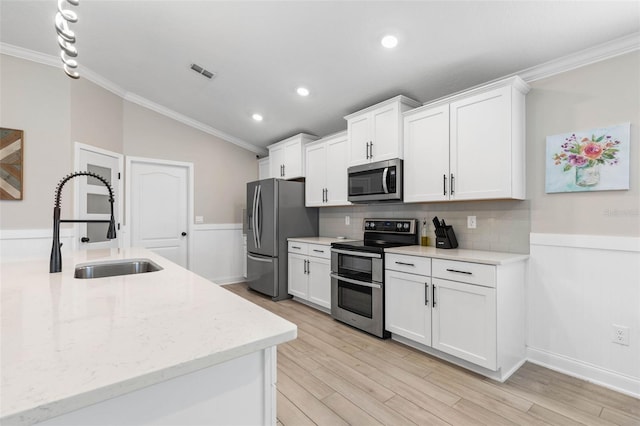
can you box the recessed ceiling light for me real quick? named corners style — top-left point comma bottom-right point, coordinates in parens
top-left (296, 87), bottom-right (310, 97)
top-left (252, 113), bottom-right (263, 122)
top-left (381, 35), bottom-right (398, 49)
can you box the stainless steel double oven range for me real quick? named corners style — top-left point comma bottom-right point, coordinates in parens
top-left (330, 219), bottom-right (418, 338)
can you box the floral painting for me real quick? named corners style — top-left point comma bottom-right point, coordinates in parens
top-left (545, 123), bottom-right (630, 193)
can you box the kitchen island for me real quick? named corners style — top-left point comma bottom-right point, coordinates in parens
top-left (0, 248), bottom-right (296, 425)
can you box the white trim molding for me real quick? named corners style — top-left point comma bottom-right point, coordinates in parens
top-left (0, 228), bottom-right (75, 261)
top-left (530, 233), bottom-right (640, 252)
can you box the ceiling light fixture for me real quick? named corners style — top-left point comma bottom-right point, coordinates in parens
top-left (55, 0), bottom-right (80, 79)
top-left (296, 87), bottom-right (310, 97)
top-left (381, 35), bottom-right (398, 49)
top-left (190, 63), bottom-right (216, 79)
top-left (252, 113), bottom-right (263, 122)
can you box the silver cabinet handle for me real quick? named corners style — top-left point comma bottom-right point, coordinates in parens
top-left (443, 174), bottom-right (447, 196)
top-left (450, 173), bottom-right (455, 195)
top-left (307, 259), bottom-right (310, 275)
top-left (425, 283), bottom-right (429, 306)
top-left (291, 245), bottom-right (301, 250)
top-left (446, 268), bottom-right (472, 275)
top-left (369, 141), bottom-right (373, 158)
top-left (312, 249), bottom-right (325, 253)
top-left (365, 142), bottom-right (370, 159)
top-left (432, 284), bottom-right (437, 308)
top-left (283, 164), bottom-right (286, 177)
top-left (395, 261), bottom-right (415, 267)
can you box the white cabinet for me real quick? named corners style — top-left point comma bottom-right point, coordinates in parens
top-left (257, 157), bottom-right (270, 180)
top-left (403, 76), bottom-right (529, 202)
top-left (287, 242), bottom-right (331, 311)
top-left (268, 133), bottom-right (318, 179)
top-left (345, 96), bottom-right (420, 167)
top-left (385, 253), bottom-right (525, 381)
top-left (305, 131), bottom-right (350, 207)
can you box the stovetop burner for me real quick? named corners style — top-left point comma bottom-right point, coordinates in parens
top-left (331, 218), bottom-right (419, 253)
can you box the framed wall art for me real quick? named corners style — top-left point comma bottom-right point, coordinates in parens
top-left (1, 127), bottom-right (24, 200)
top-left (545, 123), bottom-right (631, 194)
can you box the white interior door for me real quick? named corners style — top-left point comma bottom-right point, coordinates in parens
top-left (75, 143), bottom-right (123, 250)
top-left (128, 158), bottom-right (191, 268)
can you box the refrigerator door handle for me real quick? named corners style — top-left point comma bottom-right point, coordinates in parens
top-left (251, 185), bottom-right (259, 248)
top-left (256, 184), bottom-right (262, 249)
top-left (248, 254), bottom-right (273, 263)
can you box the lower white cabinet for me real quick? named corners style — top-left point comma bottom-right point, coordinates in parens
top-left (385, 253), bottom-right (525, 381)
top-left (287, 242), bottom-right (331, 310)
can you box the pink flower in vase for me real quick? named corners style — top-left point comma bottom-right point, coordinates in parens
top-left (582, 143), bottom-right (603, 160)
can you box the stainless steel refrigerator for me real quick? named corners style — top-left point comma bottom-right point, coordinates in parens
top-left (246, 178), bottom-right (318, 301)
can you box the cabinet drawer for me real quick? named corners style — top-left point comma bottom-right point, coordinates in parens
top-left (288, 242), bottom-right (308, 255)
top-left (432, 259), bottom-right (496, 287)
top-left (386, 254), bottom-right (431, 276)
top-left (307, 244), bottom-right (330, 259)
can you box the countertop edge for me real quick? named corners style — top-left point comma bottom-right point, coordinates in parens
top-left (287, 236), bottom-right (356, 245)
top-left (385, 246), bottom-right (529, 265)
top-left (1, 328), bottom-right (297, 426)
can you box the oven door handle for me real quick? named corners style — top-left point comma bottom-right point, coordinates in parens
top-left (330, 248), bottom-right (382, 259)
top-left (330, 273), bottom-right (382, 289)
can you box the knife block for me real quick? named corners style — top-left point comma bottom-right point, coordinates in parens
top-left (435, 225), bottom-right (458, 249)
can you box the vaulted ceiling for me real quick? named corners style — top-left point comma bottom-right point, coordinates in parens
top-left (1, 1), bottom-right (639, 154)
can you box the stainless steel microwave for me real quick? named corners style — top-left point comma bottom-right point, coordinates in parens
top-left (347, 159), bottom-right (402, 203)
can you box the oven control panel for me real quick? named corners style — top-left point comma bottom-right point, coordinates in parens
top-left (363, 219), bottom-right (417, 234)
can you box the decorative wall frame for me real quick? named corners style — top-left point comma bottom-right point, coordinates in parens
top-left (545, 123), bottom-right (631, 194)
top-left (1, 127), bottom-right (24, 200)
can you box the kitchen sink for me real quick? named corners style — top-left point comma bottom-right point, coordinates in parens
top-left (74, 258), bottom-right (163, 279)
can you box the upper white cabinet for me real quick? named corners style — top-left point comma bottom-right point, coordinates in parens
top-left (257, 157), bottom-right (270, 180)
top-left (345, 96), bottom-right (420, 167)
top-left (403, 76), bottom-right (529, 202)
top-left (268, 133), bottom-right (318, 179)
top-left (305, 131), bottom-right (350, 207)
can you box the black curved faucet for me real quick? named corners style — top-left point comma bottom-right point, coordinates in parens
top-left (50, 171), bottom-right (117, 273)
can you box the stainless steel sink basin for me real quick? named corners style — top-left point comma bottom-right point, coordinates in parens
top-left (74, 258), bottom-right (163, 279)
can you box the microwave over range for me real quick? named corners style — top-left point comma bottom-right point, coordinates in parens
top-left (347, 159), bottom-right (402, 203)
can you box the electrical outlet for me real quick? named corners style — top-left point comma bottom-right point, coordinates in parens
top-left (467, 216), bottom-right (477, 229)
top-left (613, 325), bottom-right (630, 346)
top-left (345, 215), bottom-right (350, 225)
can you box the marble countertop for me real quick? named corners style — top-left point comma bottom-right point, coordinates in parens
top-left (385, 245), bottom-right (529, 265)
top-left (288, 236), bottom-right (358, 245)
top-left (0, 248), bottom-right (296, 425)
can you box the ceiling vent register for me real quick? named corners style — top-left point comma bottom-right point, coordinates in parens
top-left (190, 63), bottom-right (216, 79)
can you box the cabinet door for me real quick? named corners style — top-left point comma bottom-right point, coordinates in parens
top-left (305, 143), bottom-right (326, 206)
top-left (348, 114), bottom-right (370, 166)
top-left (403, 105), bottom-right (450, 202)
top-left (385, 270), bottom-right (431, 345)
top-left (325, 135), bottom-right (349, 206)
top-left (284, 139), bottom-right (303, 179)
top-left (370, 103), bottom-right (400, 162)
top-left (269, 145), bottom-right (285, 178)
top-left (287, 253), bottom-right (308, 298)
top-left (258, 158), bottom-right (270, 180)
top-left (450, 85), bottom-right (511, 200)
top-left (432, 278), bottom-right (497, 370)
top-left (307, 256), bottom-right (331, 309)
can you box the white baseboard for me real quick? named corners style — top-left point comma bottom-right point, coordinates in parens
top-left (527, 347), bottom-right (640, 398)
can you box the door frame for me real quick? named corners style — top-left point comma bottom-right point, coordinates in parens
top-left (125, 155), bottom-right (194, 269)
top-left (73, 142), bottom-right (124, 251)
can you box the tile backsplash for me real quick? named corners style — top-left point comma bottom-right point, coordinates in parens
top-left (319, 200), bottom-right (531, 254)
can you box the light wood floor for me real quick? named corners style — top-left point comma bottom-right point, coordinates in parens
top-left (225, 283), bottom-right (640, 426)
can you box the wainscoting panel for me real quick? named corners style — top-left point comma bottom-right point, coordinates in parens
top-left (528, 233), bottom-right (640, 397)
top-left (0, 228), bottom-right (74, 261)
top-left (190, 224), bottom-right (245, 285)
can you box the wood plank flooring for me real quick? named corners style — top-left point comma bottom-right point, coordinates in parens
top-left (224, 283), bottom-right (640, 425)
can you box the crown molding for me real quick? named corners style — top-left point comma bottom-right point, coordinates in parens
top-left (124, 93), bottom-right (265, 155)
top-left (518, 32), bottom-right (640, 83)
top-left (0, 42), bottom-right (264, 155)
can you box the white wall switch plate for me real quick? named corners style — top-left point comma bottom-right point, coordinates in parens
top-left (195, 216), bottom-right (204, 224)
top-left (467, 216), bottom-right (477, 229)
top-left (345, 216), bottom-right (350, 225)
